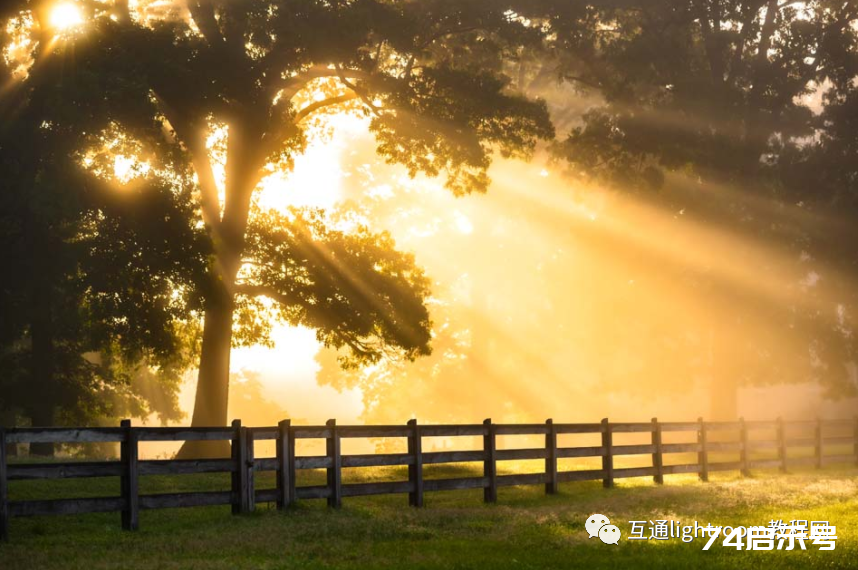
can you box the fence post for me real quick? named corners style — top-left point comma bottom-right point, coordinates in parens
top-left (276, 420), bottom-right (293, 509)
top-left (814, 417), bottom-right (823, 470)
top-left (231, 419), bottom-right (247, 515)
top-left (739, 417), bottom-right (750, 476)
top-left (0, 428), bottom-right (8, 543)
top-left (697, 417), bottom-right (709, 482)
top-left (854, 416), bottom-right (858, 467)
top-left (601, 418), bottom-right (613, 488)
top-left (120, 419), bottom-right (139, 531)
top-left (483, 419), bottom-right (497, 503)
top-left (326, 419), bottom-right (341, 508)
top-left (407, 419), bottom-right (424, 507)
top-left (776, 417), bottom-right (787, 473)
top-left (245, 428), bottom-right (255, 512)
top-left (545, 419), bottom-right (558, 495)
top-left (651, 418), bottom-right (663, 484)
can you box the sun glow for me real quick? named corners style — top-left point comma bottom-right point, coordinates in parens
top-left (49, 3), bottom-right (83, 31)
top-left (257, 112), bottom-right (368, 212)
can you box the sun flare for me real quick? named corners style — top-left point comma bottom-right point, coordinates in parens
top-left (49, 3), bottom-right (83, 31)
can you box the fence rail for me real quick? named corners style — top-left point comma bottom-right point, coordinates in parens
top-left (1, 416), bottom-right (857, 542)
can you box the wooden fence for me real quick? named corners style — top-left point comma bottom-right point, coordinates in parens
top-left (1, 417), bottom-right (857, 541)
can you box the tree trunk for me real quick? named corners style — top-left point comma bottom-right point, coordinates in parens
top-left (176, 118), bottom-right (263, 459)
top-left (177, 290), bottom-right (235, 458)
top-left (28, 240), bottom-right (56, 457)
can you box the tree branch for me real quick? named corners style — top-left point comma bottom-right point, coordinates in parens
top-left (278, 65), bottom-right (371, 102)
top-left (150, 93), bottom-right (222, 231)
top-left (187, 0), bottom-right (224, 46)
top-left (335, 65), bottom-right (382, 115)
top-left (293, 93), bottom-right (359, 123)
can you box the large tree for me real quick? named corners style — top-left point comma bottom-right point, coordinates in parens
top-left (42, 0), bottom-right (555, 455)
top-left (0, 0), bottom-right (210, 453)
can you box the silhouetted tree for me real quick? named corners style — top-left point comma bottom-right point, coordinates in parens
top-left (32, 0), bottom-right (555, 455)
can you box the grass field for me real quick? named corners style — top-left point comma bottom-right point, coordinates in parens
top-left (1, 462), bottom-right (856, 569)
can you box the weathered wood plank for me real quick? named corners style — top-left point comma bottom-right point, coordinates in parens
top-left (423, 477), bottom-right (489, 492)
top-left (557, 469), bottom-right (605, 482)
top-left (253, 458), bottom-right (277, 472)
top-left (292, 427), bottom-right (333, 439)
top-left (786, 437), bottom-right (816, 447)
top-left (245, 429), bottom-right (255, 513)
top-left (9, 497), bottom-right (124, 517)
top-left (8, 461), bottom-right (122, 480)
top-left (276, 420), bottom-right (294, 509)
top-left (739, 418), bottom-right (750, 476)
top-left (697, 418), bottom-right (708, 483)
top-left (6, 428), bottom-right (125, 444)
top-left (545, 419), bottom-right (558, 495)
top-left (659, 422), bottom-right (700, 432)
top-left (139, 459), bottom-right (234, 476)
top-left (295, 485), bottom-right (332, 500)
top-left (338, 426), bottom-right (411, 438)
top-left (120, 420), bottom-right (139, 531)
top-left (821, 454), bottom-right (856, 465)
top-left (250, 488), bottom-right (274, 505)
top-left (245, 427), bottom-right (277, 441)
top-left (613, 466), bottom-right (657, 478)
top-left (496, 473), bottom-right (546, 487)
top-left (495, 448), bottom-right (546, 461)
top-left (136, 428), bottom-right (234, 442)
top-left (822, 436), bottom-right (854, 445)
top-left (407, 420), bottom-right (423, 507)
top-left (341, 453), bottom-right (413, 468)
top-left (295, 456), bottom-right (333, 470)
top-left (326, 419), bottom-right (342, 508)
top-left (745, 440), bottom-right (777, 449)
top-left (815, 418), bottom-right (823, 470)
top-left (422, 450), bottom-right (485, 465)
top-left (553, 423), bottom-right (602, 434)
top-left (610, 423), bottom-right (654, 433)
top-left (0, 428), bottom-right (8, 542)
top-left (745, 421), bottom-right (778, 430)
top-left (256, 488), bottom-right (278, 503)
top-left (651, 418), bottom-right (664, 485)
top-left (822, 419), bottom-right (854, 427)
top-left (704, 441), bottom-right (743, 452)
top-left (230, 420), bottom-right (245, 515)
top-left (612, 444), bottom-right (657, 456)
top-left (601, 418), bottom-right (613, 489)
top-left (707, 461), bottom-right (743, 472)
top-left (556, 446), bottom-right (605, 458)
top-left (343, 481), bottom-right (414, 497)
top-left (748, 459), bottom-right (783, 469)
top-left (662, 463), bottom-right (701, 475)
top-left (493, 424), bottom-right (548, 435)
top-left (786, 456), bottom-right (816, 465)
top-left (703, 422), bottom-right (742, 431)
top-left (420, 425), bottom-right (487, 437)
top-left (139, 492), bottom-right (232, 510)
top-left (661, 442), bottom-right (701, 454)
top-left (483, 419), bottom-right (497, 503)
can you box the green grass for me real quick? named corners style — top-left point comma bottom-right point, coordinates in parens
top-left (1, 462), bottom-right (856, 569)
